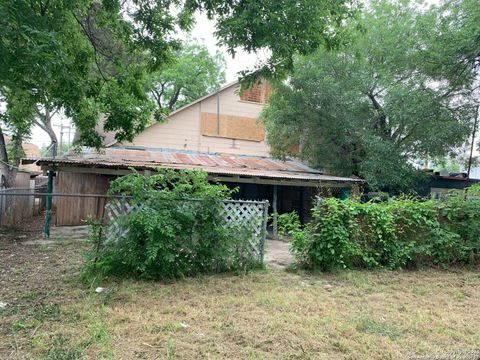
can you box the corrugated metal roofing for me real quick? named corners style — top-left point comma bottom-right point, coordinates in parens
top-left (25, 147), bottom-right (362, 183)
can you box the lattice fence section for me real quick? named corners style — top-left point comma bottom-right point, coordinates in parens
top-left (219, 200), bottom-right (268, 260)
top-left (102, 198), bottom-right (269, 261)
top-left (103, 197), bottom-right (138, 244)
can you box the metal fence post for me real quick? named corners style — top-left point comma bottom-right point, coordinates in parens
top-left (272, 185), bottom-right (278, 239)
top-left (43, 171), bottom-right (54, 237)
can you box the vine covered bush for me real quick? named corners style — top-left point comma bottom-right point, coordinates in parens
top-left (83, 169), bottom-right (260, 280)
top-left (283, 186), bottom-right (480, 271)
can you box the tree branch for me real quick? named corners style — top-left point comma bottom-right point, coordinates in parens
top-left (366, 91), bottom-right (389, 139)
top-left (72, 10), bottom-right (108, 83)
top-left (168, 88), bottom-right (182, 110)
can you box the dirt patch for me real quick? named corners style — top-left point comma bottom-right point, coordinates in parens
top-left (0, 226), bottom-right (86, 359)
top-left (264, 239), bottom-right (293, 268)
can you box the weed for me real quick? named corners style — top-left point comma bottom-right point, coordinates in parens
top-left (41, 336), bottom-right (84, 360)
top-left (166, 340), bottom-right (176, 359)
top-left (154, 322), bottom-right (187, 333)
top-left (0, 304), bottom-right (19, 317)
top-left (412, 286), bottom-right (431, 296)
top-left (100, 285), bottom-right (119, 305)
top-left (33, 303), bottom-right (61, 321)
top-left (356, 316), bottom-right (402, 340)
top-left (11, 319), bottom-right (28, 331)
top-left (39, 244), bottom-right (51, 252)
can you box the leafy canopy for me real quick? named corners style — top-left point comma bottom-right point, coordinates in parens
top-left (149, 42), bottom-right (226, 119)
top-left (262, 0), bottom-right (478, 191)
top-left (0, 0), bottom-right (355, 148)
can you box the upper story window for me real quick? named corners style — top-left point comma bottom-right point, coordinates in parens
top-left (239, 81), bottom-right (270, 104)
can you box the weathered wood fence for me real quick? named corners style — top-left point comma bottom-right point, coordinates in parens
top-left (0, 187), bottom-right (45, 226)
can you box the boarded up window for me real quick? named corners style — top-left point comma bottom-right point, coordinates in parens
top-left (201, 112), bottom-right (265, 142)
top-left (239, 81), bottom-right (270, 103)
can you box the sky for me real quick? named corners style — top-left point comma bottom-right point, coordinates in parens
top-left (29, 13), bottom-right (265, 148)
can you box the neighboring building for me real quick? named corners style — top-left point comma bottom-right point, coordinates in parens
top-left (0, 137), bottom-right (41, 189)
top-left (25, 80), bottom-right (362, 226)
top-left (418, 170), bottom-right (480, 199)
top-left (2, 136), bottom-right (41, 173)
top-left (468, 167), bottom-right (480, 180)
top-left (20, 142), bottom-right (42, 173)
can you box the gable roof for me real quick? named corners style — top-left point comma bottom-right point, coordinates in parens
top-left (105, 80), bottom-right (241, 147)
top-left (167, 80), bottom-right (240, 118)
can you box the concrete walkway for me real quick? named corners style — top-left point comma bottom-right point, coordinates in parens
top-left (264, 239), bottom-right (293, 268)
top-left (22, 226), bottom-right (89, 245)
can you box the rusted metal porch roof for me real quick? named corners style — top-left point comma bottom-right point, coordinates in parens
top-left (24, 147), bottom-right (362, 186)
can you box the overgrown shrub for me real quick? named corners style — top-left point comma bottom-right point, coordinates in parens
top-left (83, 169), bottom-right (260, 280)
top-left (284, 186), bottom-right (480, 271)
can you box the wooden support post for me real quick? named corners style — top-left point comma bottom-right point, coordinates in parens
top-left (273, 184), bottom-right (278, 239)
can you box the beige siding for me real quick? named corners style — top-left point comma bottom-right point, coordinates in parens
top-left (125, 104), bottom-right (201, 151)
top-left (123, 83), bottom-right (270, 157)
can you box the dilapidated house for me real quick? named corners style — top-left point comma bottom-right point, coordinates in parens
top-left (25, 81), bottom-right (362, 226)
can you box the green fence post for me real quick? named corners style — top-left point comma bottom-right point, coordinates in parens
top-left (43, 170), bottom-right (53, 237)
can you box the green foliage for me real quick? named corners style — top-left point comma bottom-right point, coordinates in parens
top-left (0, 0), bottom-right (354, 151)
top-left (149, 42), bottom-right (226, 118)
top-left (84, 169), bottom-right (260, 280)
top-left (276, 212), bottom-right (302, 240)
top-left (290, 186), bottom-right (480, 271)
top-left (262, 0), bottom-right (477, 191)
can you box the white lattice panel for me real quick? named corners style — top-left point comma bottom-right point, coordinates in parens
top-left (219, 201), bottom-right (267, 259)
top-left (102, 198), bottom-right (268, 260)
top-left (103, 198), bottom-right (139, 243)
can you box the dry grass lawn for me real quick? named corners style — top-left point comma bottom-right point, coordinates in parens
top-left (1, 231), bottom-right (480, 359)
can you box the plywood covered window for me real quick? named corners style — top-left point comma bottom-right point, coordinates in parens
top-left (201, 112), bottom-right (265, 142)
top-left (239, 81), bottom-right (270, 104)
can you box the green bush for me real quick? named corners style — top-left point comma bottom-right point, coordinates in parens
top-left (286, 186), bottom-right (480, 271)
top-left (83, 169), bottom-right (261, 280)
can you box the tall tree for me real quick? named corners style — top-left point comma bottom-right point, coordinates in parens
top-left (0, 0), bottom-right (355, 143)
top-left (425, 0), bottom-right (479, 85)
top-left (262, 0), bottom-right (478, 191)
top-left (34, 101), bottom-right (59, 156)
top-left (0, 0), bottom-right (355, 185)
top-left (0, 89), bottom-right (35, 186)
top-left (149, 43), bottom-right (226, 119)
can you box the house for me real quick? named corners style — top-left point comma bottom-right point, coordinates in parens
top-left (24, 80), bottom-right (363, 226)
top-left (418, 170), bottom-right (480, 199)
top-left (0, 137), bottom-right (41, 188)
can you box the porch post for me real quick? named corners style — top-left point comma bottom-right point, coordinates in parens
top-left (272, 184), bottom-right (278, 238)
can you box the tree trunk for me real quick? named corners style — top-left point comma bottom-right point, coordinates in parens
top-left (12, 133), bottom-right (23, 167)
top-left (0, 126), bottom-right (16, 188)
top-left (35, 103), bottom-right (58, 156)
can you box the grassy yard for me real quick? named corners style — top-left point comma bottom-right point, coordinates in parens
top-left (1, 232), bottom-right (480, 359)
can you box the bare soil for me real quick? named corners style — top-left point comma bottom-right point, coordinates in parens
top-left (264, 239), bottom-right (293, 268)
